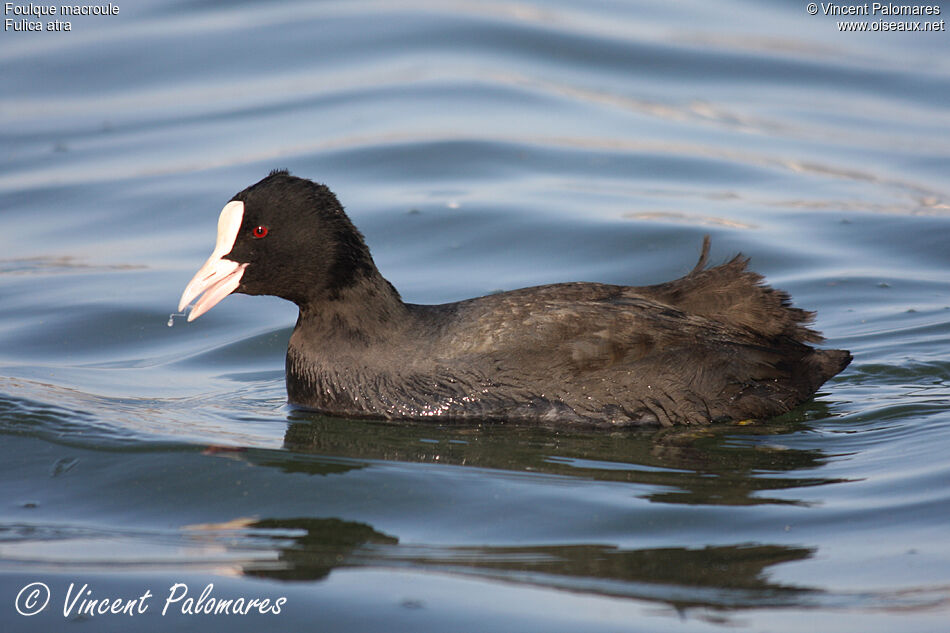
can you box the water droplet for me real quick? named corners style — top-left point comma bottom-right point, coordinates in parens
top-left (167, 311), bottom-right (188, 327)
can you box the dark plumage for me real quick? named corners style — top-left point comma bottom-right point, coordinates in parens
top-left (178, 171), bottom-right (851, 427)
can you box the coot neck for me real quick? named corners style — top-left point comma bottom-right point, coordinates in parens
top-left (294, 270), bottom-right (411, 346)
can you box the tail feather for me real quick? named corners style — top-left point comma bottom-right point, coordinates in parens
top-left (804, 348), bottom-right (853, 391)
top-left (644, 236), bottom-right (822, 343)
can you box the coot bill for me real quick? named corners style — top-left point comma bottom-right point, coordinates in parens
top-left (177, 171), bottom-right (851, 427)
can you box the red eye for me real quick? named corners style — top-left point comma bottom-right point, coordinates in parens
top-left (252, 225), bottom-right (268, 239)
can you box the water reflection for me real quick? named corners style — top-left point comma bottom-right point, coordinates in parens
top-left (241, 516), bottom-right (815, 611)
top-left (281, 405), bottom-right (848, 507)
top-left (176, 407), bottom-right (861, 611)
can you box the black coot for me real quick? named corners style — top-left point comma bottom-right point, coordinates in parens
top-left (178, 171), bottom-right (851, 427)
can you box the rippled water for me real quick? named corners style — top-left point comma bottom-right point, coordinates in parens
top-left (2, 1), bottom-right (949, 631)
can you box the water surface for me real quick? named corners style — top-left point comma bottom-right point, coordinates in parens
top-left (2, 1), bottom-right (949, 631)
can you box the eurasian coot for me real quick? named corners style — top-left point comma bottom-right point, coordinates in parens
top-left (178, 171), bottom-right (850, 426)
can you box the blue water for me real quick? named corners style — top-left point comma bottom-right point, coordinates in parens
top-left (2, 1), bottom-right (949, 631)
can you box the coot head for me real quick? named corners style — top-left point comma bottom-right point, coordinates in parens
top-left (178, 170), bottom-right (374, 319)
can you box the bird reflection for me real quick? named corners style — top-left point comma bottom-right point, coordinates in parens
top-left (239, 515), bottom-right (816, 611)
top-left (279, 400), bottom-right (848, 507)
top-left (193, 405), bottom-right (861, 613)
